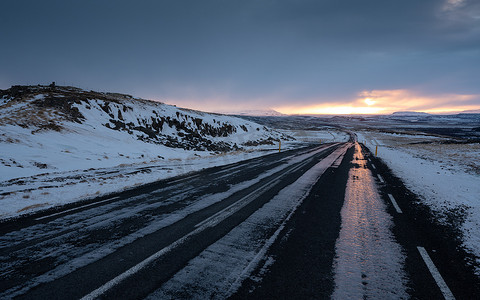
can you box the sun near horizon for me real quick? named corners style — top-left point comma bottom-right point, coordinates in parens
top-left (270, 90), bottom-right (480, 116)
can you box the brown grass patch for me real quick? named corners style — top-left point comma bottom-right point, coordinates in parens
top-left (17, 203), bottom-right (49, 212)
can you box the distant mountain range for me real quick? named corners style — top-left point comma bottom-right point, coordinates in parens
top-left (391, 110), bottom-right (480, 116)
top-left (391, 111), bottom-right (431, 116)
top-left (227, 109), bottom-right (480, 118)
top-left (222, 109), bottom-right (285, 117)
top-left (462, 109), bottom-right (480, 114)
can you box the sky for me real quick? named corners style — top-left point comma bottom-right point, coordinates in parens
top-left (1, 0), bottom-right (480, 114)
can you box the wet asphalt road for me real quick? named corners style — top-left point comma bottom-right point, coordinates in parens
top-left (233, 143), bottom-right (480, 300)
top-left (0, 142), bottom-right (478, 299)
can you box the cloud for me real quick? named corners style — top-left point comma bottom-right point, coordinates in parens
top-left (1, 0), bottom-right (479, 114)
top-left (360, 89), bottom-right (480, 112)
top-left (443, 0), bottom-right (466, 11)
top-left (273, 89), bottom-right (480, 115)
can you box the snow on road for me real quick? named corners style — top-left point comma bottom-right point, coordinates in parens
top-left (0, 146), bottom-right (284, 220)
top-left (146, 144), bottom-right (352, 299)
top-left (0, 86), bottom-right (294, 219)
top-left (332, 143), bottom-right (408, 299)
top-left (356, 131), bottom-right (480, 275)
top-left (0, 145), bottom-right (339, 299)
top-left (280, 129), bottom-right (350, 144)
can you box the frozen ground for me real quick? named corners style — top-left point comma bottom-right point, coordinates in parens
top-left (0, 148), bottom-right (277, 220)
top-left (0, 86), bottom-right (300, 220)
top-left (279, 129), bottom-right (350, 144)
top-left (0, 115), bottom-right (339, 220)
top-left (356, 130), bottom-right (480, 274)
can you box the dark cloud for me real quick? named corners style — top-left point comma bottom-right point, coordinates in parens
top-left (1, 0), bottom-right (479, 111)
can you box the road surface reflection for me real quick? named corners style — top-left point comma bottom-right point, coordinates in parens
top-left (332, 143), bottom-right (408, 299)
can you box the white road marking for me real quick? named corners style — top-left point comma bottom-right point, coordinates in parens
top-left (417, 246), bottom-right (456, 300)
top-left (377, 174), bottom-right (385, 183)
top-left (371, 163), bottom-right (376, 169)
top-left (82, 170), bottom-right (303, 299)
top-left (167, 174), bottom-right (201, 185)
top-left (195, 152), bottom-right (322, 229)
top-left (149, 146), bottom-right (349, 298)
top-left (81, 144), bottom-right (348, 300)
top-left (330, 143), bottom-right (352, 168)
top-left (227, 180), bottom-right (305, 294)
top-left (80, 226), bottom-right (202, 300)
top-left (196, 145), bottom-right (337, 229)
top-left (387, 194), bottom-right (403, 214)
top-left (35, 196), bottom-right (121, 221)
top-left (194, 179), bottom-right (281, 228)
top-left (332, 142), bottom-right (408, 298)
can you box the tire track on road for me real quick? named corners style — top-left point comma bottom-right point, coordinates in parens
top-left (1, 144), bottom-right (340, 299)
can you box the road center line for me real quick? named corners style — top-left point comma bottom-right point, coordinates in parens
top-left (227, 176), bottom-right (311, 295)
top-left (417, 246), bottom-right (456, 300)
top-left (194, 151), bottom-right (323, 229)
top-left (35, 196), bottom-right (121, 221)
top-left (377, 174), bottom-right (385, 183)
top-left (387, 194), bottom-right (403, 214)
top-left (195, 150), bottom-right (324, 229)
top-left (82, 170), bottom-right (303, 299)
top-left (80, 225), bottom-right (205, 300)
top-left (194, 179), bottom-right (281, 228)
top-left (371, 163), bottom-right (376, 169)
top-left (331, 147), bottom-right (347, 167)
top-left (80, 145), bottom-right (345, 300)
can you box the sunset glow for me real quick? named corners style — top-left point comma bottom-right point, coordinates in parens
top-left (277, 104), bottom-right (384, 115)
top-left (364, 98), bottom-right (375, 106)
top-left (274, 90), bottom-right (480, 115)
top-left (2, 1), bottom-right (480, 117)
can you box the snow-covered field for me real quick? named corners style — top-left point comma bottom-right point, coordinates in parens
top-left (279, 129), bottom-right (350, 143)
top-left (0, 149), bottom-right (287, 220)
top-left (356, 130), bottom-right (480, 274)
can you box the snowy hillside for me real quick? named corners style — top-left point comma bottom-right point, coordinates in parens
top-left (0, 85), bottom-right (292, 218)
top-left (0, 85), bottom-right (290, 179)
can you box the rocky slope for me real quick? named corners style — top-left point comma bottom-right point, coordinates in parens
top-left (0, 84), bottom-right (289, 153)
top-left (0, 84), bottom-right (294, 218)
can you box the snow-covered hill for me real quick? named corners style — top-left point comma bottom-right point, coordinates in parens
top-left (0, 85), bottom-right (293, 217)
top-left (0, 85), bottom-right (289, 178)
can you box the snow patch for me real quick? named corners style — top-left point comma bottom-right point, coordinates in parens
top-left (357, 130), bottom-right (480, 275)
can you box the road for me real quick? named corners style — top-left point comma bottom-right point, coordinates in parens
top-left (0, 141), bottom-right (478, 299)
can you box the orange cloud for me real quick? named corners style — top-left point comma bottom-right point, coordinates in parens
top-left (275, 89), bottom-right (480, 115)
top-left (276, 103), bottom-right (385, 115)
